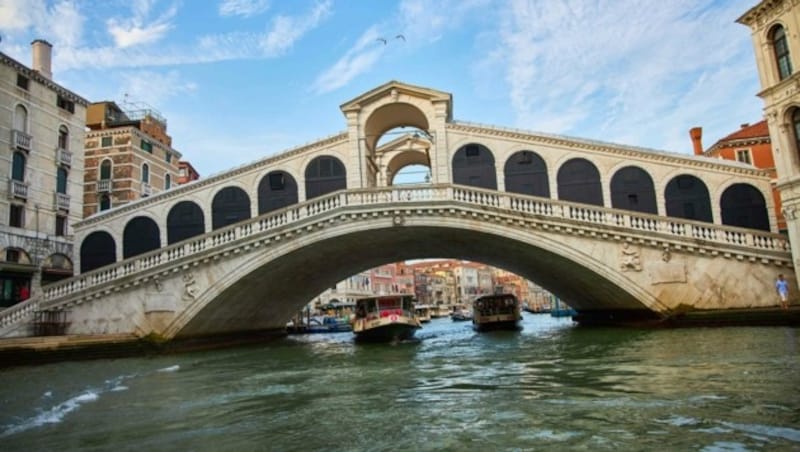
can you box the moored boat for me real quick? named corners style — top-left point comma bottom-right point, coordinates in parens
top-left (351, 294), bottom-right (421, 342)
top-left (472, 293), bottom-right (522, 331)
top-left (415, 304), bottom-right (432, 323)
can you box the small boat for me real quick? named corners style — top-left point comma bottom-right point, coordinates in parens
top-left (450, 304), bottom-right (472, 321)
top-left (286, 315), bottom-right (352, 334)
top-left (415, 304), bottom-right (432, 323)
top-left (472, 293), bottom-right (522, 331)
top-left (429, 305), bottom-right (450, 318)
top-left (351, 294), bottom-right (421, 342)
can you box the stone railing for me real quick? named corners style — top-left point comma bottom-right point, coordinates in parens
top-left (1, 184), bottom-right (791, 328)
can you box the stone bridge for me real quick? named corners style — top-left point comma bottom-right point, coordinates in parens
top-left (0, 81), bottom-right (794, 339)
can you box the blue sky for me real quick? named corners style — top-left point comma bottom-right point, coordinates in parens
top-left (0, 0), bottom-right (765, 178)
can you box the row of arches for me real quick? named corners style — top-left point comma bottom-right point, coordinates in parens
top-left (80, 146), bottom-right (770, 273)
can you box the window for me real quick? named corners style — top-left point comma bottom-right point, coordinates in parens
top-left (772, 25), bottom-right (793, 81)
top-left (101, 136), bottom-right (112, 147)
top-left (165, 174), bottom-right (171, 190)
top-left (55, 215), bottom-right (67, 237)
top-left (56, 95), bottom-right (75, 113)
top-left (165, 152), bottom-right (172, 163)
top-left (58, 125), bottom-right (69, 150)
top-left (56, 168), bottom-right (68, 194)
top-left (12, 152), bottom-right (25, 182)
top-left (179, 168), bottom-right (187, 177)
top-left (100, 194), bottom-right (111, 211)
top-left (100, 159), bottom-right (112, 180)
top-left (269, 173), bottom-right (285, 190)
top-left (16, 74), bottom-right (29, 90)
top-left (9, 205), bottom-right (24, 227)
top-left (6, 249), bottom-right (20, 262)
top-left (793, 109), bottom-right (800, 160)
top-left (142, 164), bottom-right (150, 183)
top-left (736, 149), bottom-right (751, 165)
top-left (14, 105), bottom-right (27, 132)
top-left (141, 140), bottom-right (153, 153)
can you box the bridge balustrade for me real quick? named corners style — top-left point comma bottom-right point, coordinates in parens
top-left (0, 184), bottom-right (791, 329)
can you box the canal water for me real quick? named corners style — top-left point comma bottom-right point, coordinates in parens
top-left (1, 314), bottom-right (798, 451)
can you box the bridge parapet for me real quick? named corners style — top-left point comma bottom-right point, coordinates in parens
top-left (0, 184), bottom-right (791, 332)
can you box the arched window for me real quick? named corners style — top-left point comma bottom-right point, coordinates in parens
top-left (772, 25), bottom-right (793, 81)
top-left (14, 104), bottom-right (27, 132)
top-left (58, 125), bottom-right (69, 150)
top-left (557, 158), bottom-right (603, 206)
top-left (167, 201), bottom-right (205, 244)
top-left (100, 159), bottom-right (112, 180)
top-left (720, 183), bottom-right (770, 231)
top-left (165, 173), bottom-right (171, 190)
top-left (100, 194), bottom-right (111, 211)
top-left (11, 152), bottom-right (25, 182)
top-left (212, 186), bottom-right (251, 229)
top-left (664, 174), bottom-right (712, 223)
top-left (305, 156), bottom-right (346, 200)
top-left (793, 108), bottom-right (800, 161)
top-left (80, 231), bottom-right (116, 273)
top-left (610, 166), bottom-right (657, 214)
top-left (452, 143), bottom-right (498, 190)
top-left (56, 167), bottom-right (68, 194)
top-left (504, 150), bottom-right (549, 197)
top-left (142, 163), bottom-right (150, 183)
top-left (258, 170), bottom-right (299, 214)
top-left (122, 216), bottom-right (160, 259)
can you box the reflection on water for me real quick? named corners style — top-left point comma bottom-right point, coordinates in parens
top-left (0, 314), bottom-right (798, 450)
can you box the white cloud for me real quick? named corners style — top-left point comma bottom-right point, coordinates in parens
top-left (0, 0), bottom-right (84, 47)
top-left (117, 70), bottom-right (198, 107)
top-left (219, 0), bottom-right (271, 18)
top-left (106, 1), bottom-right (178, 48)
top-left (398, 0), bottom-right (489, 44)
top-left (310, 26), bottom-right (386, 94)
top-left (259, 0), bottom-right (332, 56)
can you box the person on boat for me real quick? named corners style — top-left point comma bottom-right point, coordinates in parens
top-left (776, 274), bottom-right (790, 310)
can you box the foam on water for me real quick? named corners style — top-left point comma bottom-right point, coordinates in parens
top-left (0, 391), bottom-right (99, 437)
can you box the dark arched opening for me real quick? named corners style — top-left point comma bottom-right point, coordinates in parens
top-left (305, 156), bottom-right (346, 200)
top-left (212, 186), bottom-right (251, 229)
top-left (258, 171), bottom-right (299, 214)
top-left (80, 231), bottom-right (116, 273)
top-left (664, 175), bottom-right (712, 223)
top-left (504, 150), bottom-right (549, 197)
top-left (167, 201), bottom-right (205, 244)
top-left (123, 216), bottom-right (161, 259)
top-left (721, 183), bottom-right (770, 231)
top-left (452, 143), bottom-right (497, 190)
top-left (557, 158), bottom-right (603, 206)
top-left (610, 166), bottom-right (657, 214)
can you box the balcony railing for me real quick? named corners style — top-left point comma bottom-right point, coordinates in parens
top-left (141, 183), bottom-right (152, 197)
top-left (11, 129), bottom-right (32, 152)
top-left (56, 147), bottom-right (72, 167)
top-left (55, 192), bottom-right (70, 211)
top-left (97, 179), bottom-right (112, 193)
top-left (8, 179), bottom-right (28, 199)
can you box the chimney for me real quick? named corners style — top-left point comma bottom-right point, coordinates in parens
top-left (31, 39), bottom-right (53, 80)
top-left (689, 126), bottom-right (703, 155)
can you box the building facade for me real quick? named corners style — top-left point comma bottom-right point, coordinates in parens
top-left (83, 101), bottom-right (183, 218)
top-left (0, 40), bottom-right (87, 306)
top-left (738, 0), bottom-right (800, 282)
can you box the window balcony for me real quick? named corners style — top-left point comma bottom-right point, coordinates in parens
top-left (141, 183), bottom-right (152, 197)
top-left (56, 147), bottom-right (72, 167)
top-left (54, 192), bottom-right (70, 211)
top-left (97, 179), bottom-right (112, 193)
top-left (8, 179), bottom-right (28, 200)
top-left (11, 129), bottom-right (32, 152)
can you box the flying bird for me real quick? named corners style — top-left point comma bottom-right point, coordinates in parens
top-left (376, 37), bottom-right (387, 45)
top-left (395, 34), bottom-right (405, 42)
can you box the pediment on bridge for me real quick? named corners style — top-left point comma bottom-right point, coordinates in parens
top-left (340, 80), bottom-right (453, 120)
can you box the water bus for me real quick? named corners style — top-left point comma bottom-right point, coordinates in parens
top-left (472, 293), bottom-right (522, 331)
top-left (415, 304), bottom-right (432, 323)
top-left (351, 294), bottom-right (421, 342)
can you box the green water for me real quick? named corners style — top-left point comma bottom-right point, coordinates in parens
top-left (1, 314), bottom-right (798, 451)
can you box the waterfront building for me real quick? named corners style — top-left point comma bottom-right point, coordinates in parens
top-left (738, 0), bottom-right (800, 283)
top-left (0, 40), bottom-right (88, 307)
top-left (177, 160), bottom-right (200, 185)
top-left (692, 121), bottom-right (785, 231)
top-left (83, 100), bottom-right (183, 218)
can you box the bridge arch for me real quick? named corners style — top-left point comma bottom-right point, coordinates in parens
top-left (720, 183), bottom-right (770, 231)
top-left (557, 158), bottom-right (603, 206)
top-left (363, 101), bottom-right (431, 160)
top-left (503, 149), bottom-right (550, 198)
top-left (664, 174), bottom-right (713, 223)
top-left (123, 216), bottom-right (161, 259)
top-left (258, 170), bottom-right (299, 214)
top-left (452, 143), bottom-right (498, 190)
top-left (80, 230), bottom-right (116, 273)
top-left (212, 186), bottom-right (252, 230)
top-left (167, 200), bottom-right (206, 245)
top-left (609, 166), bottom-right (657, 214)
top-left (386, 151), bottom-right (430, 186)
top-left (304, 155), bottom-right (347, 200)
